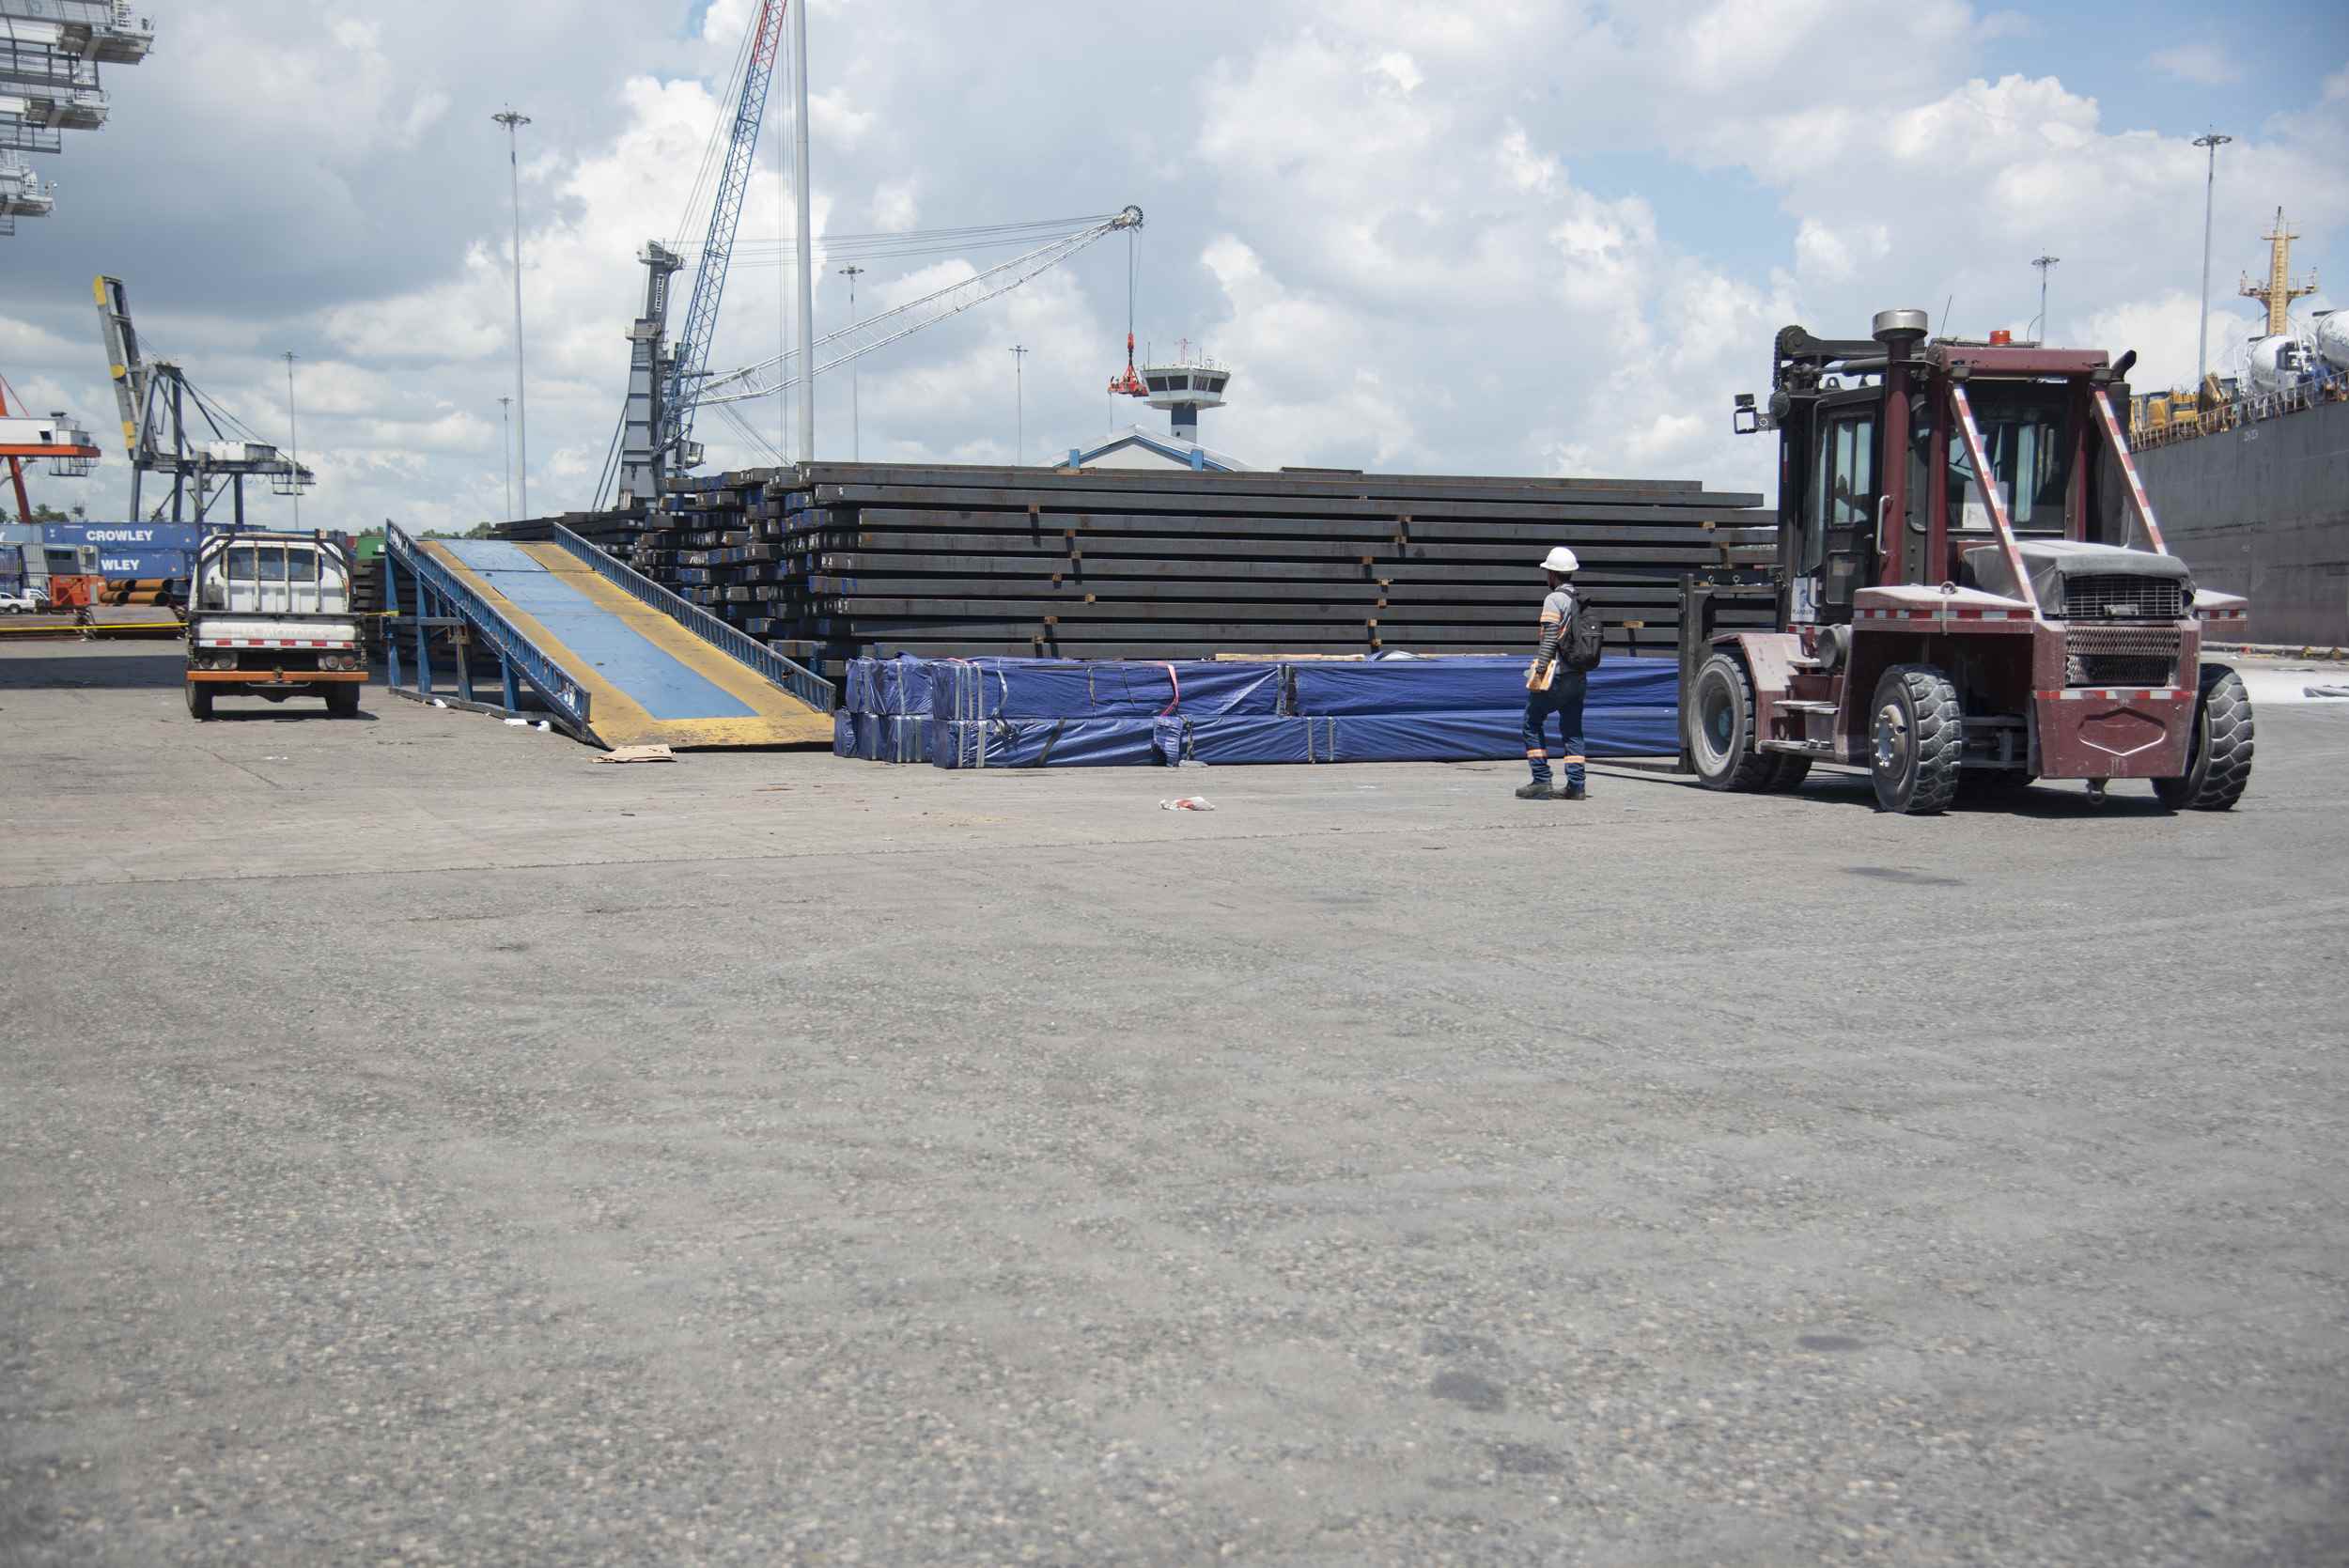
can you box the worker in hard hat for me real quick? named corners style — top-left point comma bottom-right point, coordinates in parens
top-left (1517, 545), bottom-right (1589, 801)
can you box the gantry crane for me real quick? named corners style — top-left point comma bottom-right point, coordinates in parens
top-left (94, 274), bottom-right (313, 524)
top-left (0, 372), bottom-right (98, 522)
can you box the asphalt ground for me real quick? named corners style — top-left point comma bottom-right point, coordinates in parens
top-left (3, 644), bottom-right (2345, 1567)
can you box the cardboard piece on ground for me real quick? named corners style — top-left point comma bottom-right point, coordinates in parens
top-left (597, 743), bottom-right (677, 764)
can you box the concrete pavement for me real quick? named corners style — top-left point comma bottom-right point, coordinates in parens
top-left (3, 643), bottom-right (2345, 1565)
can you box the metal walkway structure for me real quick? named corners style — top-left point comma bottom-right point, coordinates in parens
top-left (382, 520), bottom-right (833, 749)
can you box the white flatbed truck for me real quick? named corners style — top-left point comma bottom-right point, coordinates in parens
top-left (184, 529), bottom-right (366, 719)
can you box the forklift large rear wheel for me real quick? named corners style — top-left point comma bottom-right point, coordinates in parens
top-left (2153, 663), bottom-right (2255, 812)
top-left (1868, 664), bottom-right (1963, 815)
top-left (1688, 652), bottom-right (1778, 792)
top-left (184, 681), bottom-right (212, 721)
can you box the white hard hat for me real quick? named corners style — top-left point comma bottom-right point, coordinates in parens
top-left (1541, 546), bottom-right (1579, 574)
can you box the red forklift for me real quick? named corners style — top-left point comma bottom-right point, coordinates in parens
top-left (1682, 309), bottom-right (2253, 814)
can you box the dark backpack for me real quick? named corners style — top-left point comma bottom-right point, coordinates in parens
top-left (1563, 590), bottom-right (1604, 672)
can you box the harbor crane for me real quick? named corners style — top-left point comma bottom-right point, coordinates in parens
top-left (597, 0), bottom-right (1144, 505)
top-left (609, 206), bottom-right (1145, 505)
top-left (94, 274), bottom-right (314, 525)
top-left (0, 371), bottom-right (98, 522)
top-left (608, 0), bottom-right (786, 509)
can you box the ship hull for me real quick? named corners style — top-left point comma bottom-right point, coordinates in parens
top-left (2138, 397), bottom-right (2349, 647)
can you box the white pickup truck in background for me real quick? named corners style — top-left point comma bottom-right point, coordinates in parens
top-left (184, 529), bottom-right (366, 719)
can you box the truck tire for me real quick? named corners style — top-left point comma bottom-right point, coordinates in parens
top-left (1868, 664), bottom-right (1963, 815)
top-left (326, 683), bottom-right (361, 718)
top-left (185, 681), bottom-right (213, 720)
top-left (1688, 652), bottom-right (1779, 792)
top-left (2154, 663), bottom-right (2254, 812)
top-left (1765, 755), bottom-right (1812, 793)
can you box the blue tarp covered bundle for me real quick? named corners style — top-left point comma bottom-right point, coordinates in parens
top-left (1155, 702), bottom-right (1676, 766)
top-left (929, 658), bottom-right (1281, 722)
top-left (838, 653), bottom-right (1683, 768)
top-left (839, 656), bottom-right (938, 762)
top-left (1283, 655), bottom-right (1675, 716)
top-left (855, 713), bottom-right (933, 763)
top-left (844, 654), bottom-right (937, 717)
top-left (931, 716), bottom-right (1164, 769)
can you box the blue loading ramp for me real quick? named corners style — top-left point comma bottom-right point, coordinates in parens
top-left (381, 522), bottom-right (833, 748)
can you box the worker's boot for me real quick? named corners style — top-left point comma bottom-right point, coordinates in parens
top-left (1557, 782), bottom-right (1587, 801)
top-left (1515, 780), bottom-right (1553, 800)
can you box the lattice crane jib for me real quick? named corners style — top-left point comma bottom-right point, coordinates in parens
top-left (658, 0), bottom-right (785, 473)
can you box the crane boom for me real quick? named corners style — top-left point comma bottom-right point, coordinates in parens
top-left (659, 0), bottom-right (785, 469)
top-left (695, 206), bottom-right (1143, 408)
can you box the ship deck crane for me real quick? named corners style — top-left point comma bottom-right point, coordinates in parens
top-left (94, 274), bottom-right (313, 524)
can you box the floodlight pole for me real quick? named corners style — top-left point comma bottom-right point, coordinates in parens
top-left (838, 263), bottom-right (864, 459)
top-left (790, 4), bottom-right (815, 464)
top-left (1011, 344), bottom-right (1027, 464)
top-left (493, 108), bottom-right (532, 516)
top-left (2193, 131), bottom-right (2233, 392)
top-left (283, 349), bottom-right (301, 528)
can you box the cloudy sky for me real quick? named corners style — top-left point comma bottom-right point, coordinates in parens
top-left (6, 0), bottom-right (2345, 531)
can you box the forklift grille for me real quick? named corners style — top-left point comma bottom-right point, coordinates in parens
top-left (2063, 625), bottom-right (2182, 688)
top-left (2061, 575), bottom-right (2186, 622)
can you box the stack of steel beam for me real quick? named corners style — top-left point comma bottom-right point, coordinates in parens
top-left (636, 462), bottom-right (1771, 674)
top-left (491, 510), bottom-right (647, 564)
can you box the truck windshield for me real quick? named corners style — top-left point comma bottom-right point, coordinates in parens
top-left (1951, 383), bottom-right (2073, 532)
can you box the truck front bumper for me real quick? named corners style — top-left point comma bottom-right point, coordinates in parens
top-left (187, 669), bottom-right (369, 685)
top-left (2033, 688), bottom-right (2194, 779)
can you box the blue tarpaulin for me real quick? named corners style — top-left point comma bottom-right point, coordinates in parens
top-left (833, 653), bottom-right (1685, 768)
top-left (1284, 655), bottom-right (1677, 715)
top-left (844, 654), bottom-right (938, 717)
top-left (930, 658), bottom-right (1282, 722)
top-left (1155, 705), bottom-right (1676, 766)
top-left (931, 716), bottom-right (1165, 769)
top-left (856, 714), bottom-right (932, 763)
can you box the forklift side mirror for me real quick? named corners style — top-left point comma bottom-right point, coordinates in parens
top-left (1733, 393), bottom-right (1760, 435)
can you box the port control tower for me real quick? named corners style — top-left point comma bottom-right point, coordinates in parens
top-left (1139, 342), bottom-right (1229, 442)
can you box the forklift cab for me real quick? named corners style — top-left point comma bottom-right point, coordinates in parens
top-left (1756, 322), bottom-right (2140, 626)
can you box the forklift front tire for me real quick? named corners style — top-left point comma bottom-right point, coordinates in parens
top-left (2153, 663), bottom-right (2254, 812)
top-left (326, 683), bottom-right (361, 719)
top-left (1868, 664), bottom-right (1963, 815)
top-left (1688, 651), bottom-right (1778, 792)
top-left (185, 681), bottom-right (213, 721)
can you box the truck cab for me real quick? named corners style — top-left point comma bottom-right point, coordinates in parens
top-left (184, 529), bottom-right (366, 719)
top-left (1692, 311), bottom-right (2253, 813)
